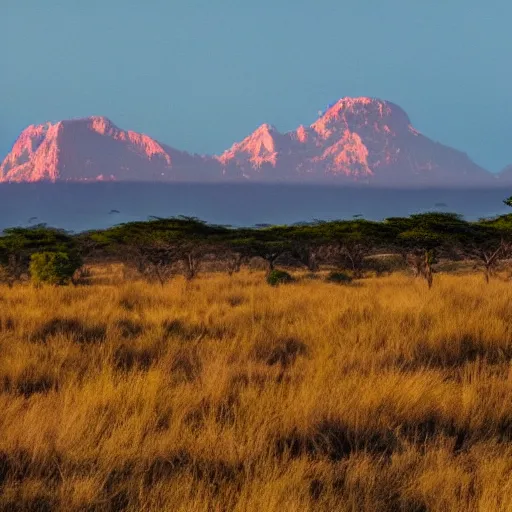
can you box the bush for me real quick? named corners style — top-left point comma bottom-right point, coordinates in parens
top-left (325, 271), bottom-right (353, 284)
top-left (30, 252), bottom-right (82, 286)
top-left (266, 269), bottom-right (294, 286)
top-left (364, 254), bottom-right (406, 275)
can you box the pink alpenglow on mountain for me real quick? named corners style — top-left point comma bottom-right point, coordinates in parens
top-left (217, 124), bottom-right (279, 169)
top-left (0, 98), bottom-right (495, 185)
top-left (0, 117), bottom-right (215, 183)
top-left (218, 97), bottom-right (492, 185)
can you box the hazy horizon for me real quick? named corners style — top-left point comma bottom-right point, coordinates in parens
top-left (0, 183), bottom-right (509, 233)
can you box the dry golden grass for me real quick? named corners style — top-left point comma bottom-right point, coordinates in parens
top-left (1, 267), bottom-right (512, 511)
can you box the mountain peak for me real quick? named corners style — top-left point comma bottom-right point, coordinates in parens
top-left (311, 97), bottom-right (411, 140)
top-left (0, 116), bottom-right (177, 182)
top-left (217, 123), bottom-right (281, 168)
top-left (295, 125), bottom-right (309, 143)
top-left (215, 96), bottom-right (490, 184)
top-left (0, 97), bottom-right (495, 185)
top-left (0, 122), bottom-right (63, 182)
top-left (254, 123), bottom-right (277, 133)
top-left (85, 116), bottom-right (117, 135)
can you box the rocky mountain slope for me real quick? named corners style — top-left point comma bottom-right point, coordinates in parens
top-left (217, 98), bottom-right (493, 185)
top-left (0, 98), bottom-right (497, 186)
top-left (0, 117), bottom-right (215, 183)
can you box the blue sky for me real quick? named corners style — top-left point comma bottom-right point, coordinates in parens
top-left (2, 0), bottom-right (511, 171)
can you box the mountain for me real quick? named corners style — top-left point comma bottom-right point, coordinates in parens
top-left (0, 98), bottom-right (496, 185)
top-left (0, 116), bottom-right (217, 183)
top-left (217, 97), bottom-right (492, 185)
top-left (498, 165), bottom-right (512, 184)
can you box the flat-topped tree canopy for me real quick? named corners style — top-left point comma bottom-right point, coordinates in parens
top-left (0, 224), bottom-right (77, 256)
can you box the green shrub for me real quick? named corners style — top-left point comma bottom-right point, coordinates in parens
top-left (30, 252), bottom-right (82, 285)
top-left (325, 271), bottom-right (353, 284)
top-left (266, 269), bottom-right (294, 286)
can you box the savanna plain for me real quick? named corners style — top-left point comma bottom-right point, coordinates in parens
top-left (2, 266), bottom-right (512, 512)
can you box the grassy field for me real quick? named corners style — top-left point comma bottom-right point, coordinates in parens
top-left (1, 267), bottom-right (512, 511)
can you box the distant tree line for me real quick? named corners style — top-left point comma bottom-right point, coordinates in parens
top-left (2, 210), bottom-right (512, 288)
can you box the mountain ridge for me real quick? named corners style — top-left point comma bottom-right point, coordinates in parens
top-left (0, 97), bottom-right (503, 186)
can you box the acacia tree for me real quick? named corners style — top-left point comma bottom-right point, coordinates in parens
top-left (133, 241), bottom-right (177, 285)
top-left (234, 238), bottom-right (289, 272)
top-left (178, 239), bottom-right (219, 281)
top-left (287, 224), bottom-right (327, 272)
top-left (466, 222), bottom-right (512, 283)
top-left (220, 249), bottom-right (245, 276)
top-left (94, 227), bottom-right (175, 285)
top-left (228, 226), bottom-right (292, 274)
top-left (0, 228), bottom-right (38, 285)
top-left (387, 213), bottom-right (468, 288)
top-left (323, 220), bottom-right (385, 278)
top-left (397, 232), bottom-right (440, 288)
top-left (169, 218), bottom-right (234, 280)
top-left (0, 250), bottom-right (26, 286)
top-left (99, 216), bottom-right (231, 284)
